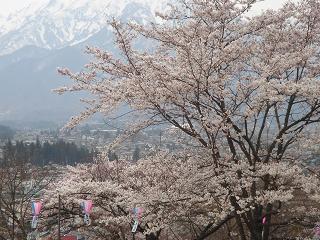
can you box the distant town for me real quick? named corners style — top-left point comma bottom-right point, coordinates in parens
top-left (0, 122), bottom-right (178, 165)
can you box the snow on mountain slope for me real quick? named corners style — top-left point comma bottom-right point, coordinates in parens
top-left (0, 0), bottom-right (167, 55)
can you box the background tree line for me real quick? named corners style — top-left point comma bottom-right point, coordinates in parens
top-left (1, 139), bottom-right (95, 167)
top-left (0, 125), bottom-right (15, 141)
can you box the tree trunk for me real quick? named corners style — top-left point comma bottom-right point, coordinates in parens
top-left (250, 206), bottom-right (263, 240)
top-left (146, 233), bottom-right (157, 240)
top-left (262, 204), bottom-right (272, 240)
top-left (230, 196), bottom-right (247, 240)
top-left (146, 230), bottom-right (161, 240)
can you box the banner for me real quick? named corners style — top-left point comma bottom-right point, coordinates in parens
top-left (81, 200), bottom-right (93, 225)
top-left (31, 201), bottom-right (42, 229)
top-left (132, 207), bottom-right (143, 233)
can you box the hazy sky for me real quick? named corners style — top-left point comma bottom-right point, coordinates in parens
top-left (0, 0), bottom-right (297, 17)
top-left (0, 0), bottom-right (32, 15)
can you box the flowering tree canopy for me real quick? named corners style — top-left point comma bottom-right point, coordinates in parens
top-left (52, 0), bottom-right (320, 239)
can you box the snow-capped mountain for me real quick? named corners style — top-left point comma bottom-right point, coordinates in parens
top-left (0, 0), bottom-right (167, 55)
top-left (0, 0), bottom-right (169, 124)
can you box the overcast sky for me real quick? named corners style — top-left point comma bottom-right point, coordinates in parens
top-left (0, 0), bottom-right (32, 15)
top-left (0, 0), bottom-right (297, 17)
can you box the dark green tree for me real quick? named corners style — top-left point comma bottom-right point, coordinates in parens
top-left (132, 146), bottom-right (140, 162)
top-left (108, 150), bottom-right (118, 161)
top-left (0, 125), bottom-right (15, 141)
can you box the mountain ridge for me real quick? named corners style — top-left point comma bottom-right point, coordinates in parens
top-left (0, 0), bottom-right (167, 55)
top-left (0, 0), bottom-right (168, 123)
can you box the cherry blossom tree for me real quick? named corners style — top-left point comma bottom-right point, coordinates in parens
top-left (0, 149), bottom-right (53, 240)
top-left (53, 0), bottom-right (320, 239)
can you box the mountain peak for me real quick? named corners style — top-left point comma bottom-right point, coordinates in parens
top-left (0, 0), bottom-right (167, 55)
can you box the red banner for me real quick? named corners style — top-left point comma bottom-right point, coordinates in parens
top-left (61, 236), bottom-right (77, 240)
